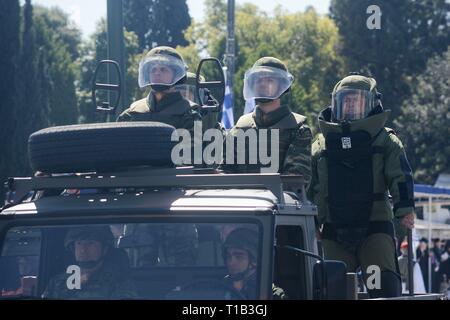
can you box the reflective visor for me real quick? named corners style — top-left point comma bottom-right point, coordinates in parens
top-left (138, 54), bottom-right (187, 88)
top-left (332, 89), bottom-right (375, 121)
top-left (243, 66), bottom-right (293, 101)
top-left (175, 84), bottom-right (206, 104)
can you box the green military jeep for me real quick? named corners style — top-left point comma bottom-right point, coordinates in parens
top-left (0, 122), bottom-right (444, 300)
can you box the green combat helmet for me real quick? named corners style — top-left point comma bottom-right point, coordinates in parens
top-left (331, 73), bottom-right (382, 122)
top-left (243, 57), bottom-right (294, 104)
top-left (138, 46), bottom-right (188, 92)
top-left (223, 228), bottom-right (258, 263)
top-left (64, 226), bottom-right (115, 251)
top-left (175, 72), bottom-right (206, 104)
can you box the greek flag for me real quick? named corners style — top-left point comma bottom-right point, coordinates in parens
top-left (244, 98), bottom-right (256, 114)
top-left (221, 84), bottom-right (234, 129)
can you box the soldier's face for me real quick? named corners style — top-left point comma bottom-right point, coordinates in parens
top-left (342, 93), bottom-right (365, 119)
top-left (74, 240), bottom-right (104, 262)
top-left (226, 248), bottom-right (252, 276)
top-left (150, 64), bottom-right (174, 84)
top-left (255, 76), bottom-right (279, 97)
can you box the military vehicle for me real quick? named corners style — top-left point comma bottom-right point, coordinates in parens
top-left (0, 120), bottom-right (445, 300)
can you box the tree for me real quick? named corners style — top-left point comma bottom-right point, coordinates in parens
top-left (13, 0), bottom-right (50, 176)
top-left (330, 0), bottom-right (450, 120)
top-left (178, 3), bottom-right (343, 129)
top-left (0, 0), bottom-right (21, 201)
top-left (395, 47), bottom-right (450, 184)
top-left (34, 6), bottom-right (82, 126)
top-left (123, 0), bottom-right (191, 51)
top-left (77, 19), bottom-right (141, 123)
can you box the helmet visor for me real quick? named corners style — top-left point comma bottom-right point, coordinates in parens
top-left (332, 89), bottom-right (375, 121)
top-left (243, 66), bottom-right (293, 101)
top-left (175, 84), bottom-right (206, 104)
top-left (138, 54), bottom-right (187, 88)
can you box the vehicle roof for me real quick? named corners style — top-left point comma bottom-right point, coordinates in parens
top-left (1, 188), bottom-right (287, 216)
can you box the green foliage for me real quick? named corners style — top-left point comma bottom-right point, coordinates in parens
top-left (330, 0), bottom-right (450, 120)
top-left (34, 5), bottom-right (82, 126)
top-left (0, 0), bottom-right (21, 200)
top-left (76, 19), bottom-right (141, 123)
top-left (124, 0), bottom-right (191, 51)
top-left (395, 47), bottom-right (450, 184)
top-left (178, 2), bottom-right (343, 130)
top-left (14, 0), bottom-right (49, 176)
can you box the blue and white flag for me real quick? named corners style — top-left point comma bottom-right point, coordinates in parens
top-left (244, 98), bottom-right (256, 114)
top-left (221, 84), bottom-right (234, 129)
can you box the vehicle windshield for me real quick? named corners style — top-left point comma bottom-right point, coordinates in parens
top-left (0, 221), bottom-right (261, 300)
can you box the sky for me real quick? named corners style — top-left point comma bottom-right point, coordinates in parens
top-left (32, 0), bottom-right (331, 39)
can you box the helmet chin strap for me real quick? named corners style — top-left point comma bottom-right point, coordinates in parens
top-left (151, 84), bottom-right (173, 93)
top-left (230, 262), bottom-right (256, 282)
top-left (255, 98), bottom-right (275, 104)
top-left (77, 260), bottom-right (102, 270)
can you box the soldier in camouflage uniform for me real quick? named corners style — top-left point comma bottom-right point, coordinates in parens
top-left (222, 228), bottom-right (286, 300)
top-left (224, 57), bottom-right (311, 185)
top-left (117, 46), bottom-right (201, 130)
top-left (42, 226), bottom-right (138, 299)
top-left (307, 74), bottom-right (415, 298)
top-left (117, 46), bottom-right (200, 264)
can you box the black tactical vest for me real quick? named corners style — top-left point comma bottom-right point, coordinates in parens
top-left (320, 124), bottom-right (391, 244)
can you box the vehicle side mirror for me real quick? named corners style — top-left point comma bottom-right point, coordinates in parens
top-left (195, 58), bottom-right (225, 128)
top-left (313, 260), bottom-right (347, 300)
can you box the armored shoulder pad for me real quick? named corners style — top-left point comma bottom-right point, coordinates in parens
top-left (235, 113), bottom-right (255, 129)
top-left (128, 98), bottom-right (150, 113)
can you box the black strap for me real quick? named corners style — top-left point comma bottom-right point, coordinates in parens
top-left (322, 221), bottom-right (395, 241)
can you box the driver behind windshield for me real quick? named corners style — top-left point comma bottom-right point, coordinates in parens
top-left (222, 228), bottom-right (286, 299)
top-left (42, 226), bottom-right (138, 299)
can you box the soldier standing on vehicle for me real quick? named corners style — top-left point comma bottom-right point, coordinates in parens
top-left (42, 226), bottom-right (137, 299)
top-left (224, 57), bottom-right (312, 184)
top-left (117, 46), bottom-right (201, 129)
top-left (308, 74), bottom-right (415, 298)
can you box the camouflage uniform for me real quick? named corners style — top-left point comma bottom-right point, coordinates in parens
top-left (42, 226), bottom-right (138, 299)
top-left (308, 75), bottom-right (415, 298)
top-left (117, 47), bottom-right (200, 264)
top-left (226, 105), bottom-right (312, 183)
top-left (42, 263), bottom-right (138, 300)
top-left (117, 90), bottom-right (201, 130)
top-left (117, 46), bottom-right (201, 134)
top-left (224, 57), bottom-right (311, 185)
top-left (122, 224), bottom-right (199, 267)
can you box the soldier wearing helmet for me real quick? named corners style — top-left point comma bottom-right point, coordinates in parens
top-left (117, 46), bottom-right (201, 131)
top-left (225, 57), bottom-right (312, 183)
top-left (42, 226), bottom-right (137, 299)
top-left (222, 228), bottom-right (285, 299)
top-left (308, 74), bottom-right (415, 298)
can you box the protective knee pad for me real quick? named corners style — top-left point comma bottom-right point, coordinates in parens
top-left (367, 270), bottom-right (402, 299)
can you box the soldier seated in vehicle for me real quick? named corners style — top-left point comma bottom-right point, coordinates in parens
top-left (42, 226), bottom-right (138, 299)
top-left (222, 228), bottom-right (286, 300)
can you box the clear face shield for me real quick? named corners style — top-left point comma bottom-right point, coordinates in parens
top-left (331, 89), bottom-right (375, 121)
top-left (138, 54), bottom-right (187, 88)
top-left (175, 84), bottom-right (207, 104)
top-left (243, 66), bottom-right (293, 101)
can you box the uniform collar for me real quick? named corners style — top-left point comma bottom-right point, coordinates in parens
top-left (148, 91), bottom-right (189, 114)
top-left (253, 105), bottom-right (291, 127)
top-left (318, 106), bottom-right (390, 138)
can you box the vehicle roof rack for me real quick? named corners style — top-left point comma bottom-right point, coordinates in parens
top-left (2, 167), bottom-right (305, 208)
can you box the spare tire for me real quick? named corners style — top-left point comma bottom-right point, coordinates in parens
top-left (28, 122), bottom-right (178, 173)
